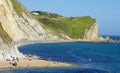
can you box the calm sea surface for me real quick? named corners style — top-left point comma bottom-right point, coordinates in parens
top-left (1, 36), bottom-right (120, 73)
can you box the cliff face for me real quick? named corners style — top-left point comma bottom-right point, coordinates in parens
top-left (0, 38), bottom-right (24, 60)
top-left (0, 0), bottom-right (57, 41)
top-left (0, 0), bottom-right (57, 60)
top-left (83, 22), bottom-right (98, 41)
top-left (83, 22), bottom-right (104, 41)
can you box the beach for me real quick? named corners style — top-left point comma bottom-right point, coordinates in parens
top-left (15, 39), bottom-right (83, 47)
top-left (0, 59), bottom-right (74, 70)
top-left (0, 40), bottom-right (76, 70)
top-left (0, 39), bottom-right (109, 70)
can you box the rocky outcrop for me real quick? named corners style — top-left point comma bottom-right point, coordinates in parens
top-left (0, 37), bottom-right (24, 60)
top-left (83, 22), bottom-right (104, 41)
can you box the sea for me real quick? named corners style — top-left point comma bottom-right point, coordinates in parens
top-left (0, 36), bottom-right (120, 73)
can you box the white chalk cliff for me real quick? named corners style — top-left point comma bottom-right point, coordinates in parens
top-left (83, 22), bottom-right (104, 41)
top-left (84, 22), bottom-right (98, 41)
top-left (0, 0), bottom-right (102, 60)
top-left (0, 0), bottom-right (57, 60)
top-left (0, 0), bottom-right (57, 41)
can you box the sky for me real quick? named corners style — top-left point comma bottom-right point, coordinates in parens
top-left (19, 0), bottom-right (120, 36)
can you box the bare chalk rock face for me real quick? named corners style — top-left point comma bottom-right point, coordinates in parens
top-left (0, 0), bottom-right (58, 60)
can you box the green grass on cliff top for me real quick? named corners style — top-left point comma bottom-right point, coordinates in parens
top-left (10, 0), bottom-right (96, 39)
top-left (32, 11), bottom-right (96, 39)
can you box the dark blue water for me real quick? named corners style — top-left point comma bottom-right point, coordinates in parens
top-left (0, 68), bottom-right (111, 73)
top-left (1, 39), bottom-right (120, 73)
top-left (103, 35), bottom-right (120, 40)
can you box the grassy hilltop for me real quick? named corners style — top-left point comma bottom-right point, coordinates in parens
top-left (0, 0), bottom-right (96, 42)
top-left (10, 0), bottom-right (96, 39)
top-left (31, 11), bottom-right (96, 39)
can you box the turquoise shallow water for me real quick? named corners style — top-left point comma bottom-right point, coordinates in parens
top-left (1, 39), bottom-right (120, 73)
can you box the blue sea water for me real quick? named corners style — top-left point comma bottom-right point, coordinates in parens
top-left (1, 36), bottom-right (120, 73)
top-left (103, 35), bottom-right (120, 40)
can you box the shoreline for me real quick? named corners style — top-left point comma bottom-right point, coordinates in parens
top-left (0, 59), bottom-right (74, 70)
top-left (15, 40), bottom-right (79, 47)
top-left (3, 39), bottom-right (118, 70)
top-left (1, 40), bottom-right (77, 70)
top-left (15, 39), bottom-right (106, 47)
top-left (17, 39), bottom-right (120, 47)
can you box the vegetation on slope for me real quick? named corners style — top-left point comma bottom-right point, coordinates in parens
top-left (11, 0), bottom-right (29, 17)
top-left (32, 11), bottom-right (96, 39)
top-left (31, 11), bottom-right (62, 18)
top-left (0, 22), bottom-right (12, 43)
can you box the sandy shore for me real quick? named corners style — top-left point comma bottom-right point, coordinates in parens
top-left (0, 59), bottom-right (74, 70)
top-left (15, 39), bottom-right (83, 47)
top-left (0, 40), bottom-right (77, 70)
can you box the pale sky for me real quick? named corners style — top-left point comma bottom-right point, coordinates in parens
top-left (19, 0), bottom-right (120, 36)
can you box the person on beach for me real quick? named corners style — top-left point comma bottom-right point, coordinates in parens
top-left (16, 57), bottom-right (19, 62)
